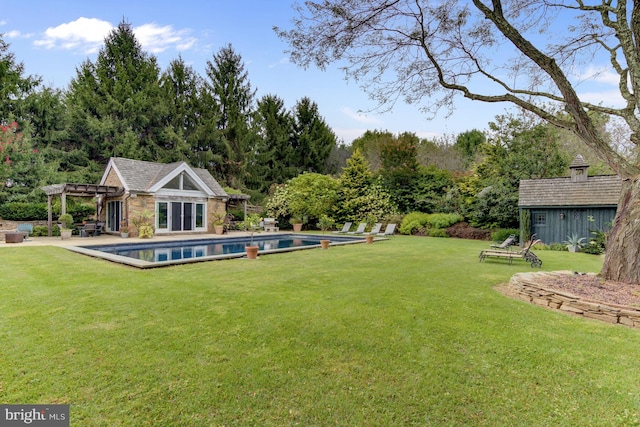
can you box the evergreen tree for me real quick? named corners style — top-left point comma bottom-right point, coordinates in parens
top-left (0, 36), bottom-right (41, 126)
top-left (291, 97), bottom-right (336, 174)
top-left (66, 20), bottom-right (168, 164)
top-left (204, 44), bottom-right (256, 187)
top-left (454, 129), bottom-right (485, 168)
top-left (337, 148), bottom-right (397, 222)
top-left (249, 94), bottom-right (294, 192)
top-left (160, 56), bottom-right (203, 162)
top-left (351, 129), bottom-right (393, 171)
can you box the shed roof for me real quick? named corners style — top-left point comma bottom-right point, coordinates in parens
top-left (519, 175), bottom-right (622, 208)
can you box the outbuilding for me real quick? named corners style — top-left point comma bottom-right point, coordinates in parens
top-left (518, 155), bottom-right (621, 244)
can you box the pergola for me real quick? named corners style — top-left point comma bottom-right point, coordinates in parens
top-left (41, 183), bottom-right (125, 236)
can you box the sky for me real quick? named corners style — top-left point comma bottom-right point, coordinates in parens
top-left (0, 1), bottom-right (621, 145)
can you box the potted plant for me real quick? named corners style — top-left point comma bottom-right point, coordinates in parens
top-left (58, 213), bottom-right (74, 239)
top-left (564, 233), bottom-right (586, 252)
top-left (290, 216), bottom-right (304, 232)
top-left (212, 212), bottom-right (226, 235)
top-left (317, 215), bottom-right (334, 249)
top-left (120, 221), bottom-right (129, 238)
top-left (241, 213), bottom-right (262, 259)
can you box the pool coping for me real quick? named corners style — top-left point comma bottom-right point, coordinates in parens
top-left (63, 233), bottom-right (379, 268)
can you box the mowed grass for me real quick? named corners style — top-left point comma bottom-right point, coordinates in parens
top-left (1, 236), bottom-right (639, 426)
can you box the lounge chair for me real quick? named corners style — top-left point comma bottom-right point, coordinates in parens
top-left (376, 223), bottom-right (396, 236)
top-left (332, 222), bottom-right (353, 234)
top-left (490, 234), bottom-right (516, 250)
top-left (365, 223), bottom-right (383, 235)
top-left (347, 223), bottom-right (367, 234)
top-left (479, 235), bottom-right (542, 267)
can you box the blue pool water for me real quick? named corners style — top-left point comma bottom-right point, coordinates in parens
top-left (75, 234), bottom-right (365, 267)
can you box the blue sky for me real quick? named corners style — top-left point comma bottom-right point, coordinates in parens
top-left (0, 1), bottom-right (619, 144)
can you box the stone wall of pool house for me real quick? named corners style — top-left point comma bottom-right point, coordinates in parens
top-left (207, 199), bottom-right (226, 232)
top-left (127, 194), bottom-right (155, 236)
top-left (102, 167), bottom-right (120, 187)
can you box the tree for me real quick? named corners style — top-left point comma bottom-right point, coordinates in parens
top-left (380, 131), bottom-right (420, 172)
top-left (0, 36), bottom-right (41, 127)
top-left (454, 130), bottom-right (486, 169)
top-left (160, 56), bottom-right (204, 163)
top-left (291, 97), bottom-right (337, 174)
top-left (277, 1), bottom-right (640, 283)
top-left (0, 121), bottom-right (45, 202)
top-left (204, 44), bottom-right (256, 187)
top-left (66, 20), bottom-right (167, 164)
top-left (351, 129), bottom-right (392, 171)
top-left (249, 94), bottom-right (295, 192)
top-left (337, 149), bottom-right (397, 222)
top-left (466, 114), bottom-right (569, 228)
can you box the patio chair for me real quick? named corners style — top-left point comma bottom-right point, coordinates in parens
top-left (376, 223), bottom-right (396, 236)
top-left (80, 223), bottom-right (97, 237)
top-left (347, 223), bottom-right (367, 235)
top-left (364, 223), bottom-right (383, 235)
top-left (95, 222), bottom-right (105, 235)
top-left (16, 223), bottom-right (33, 240)
top-left (490, 234), bottom-right (516, 249)
top-left (332, 222), bottom-right (353, 234)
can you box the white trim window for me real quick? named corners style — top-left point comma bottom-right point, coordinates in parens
top-left (156, 200), bottom-right (207, 232)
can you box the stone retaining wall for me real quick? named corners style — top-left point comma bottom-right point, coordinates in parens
top-left (0, 220), bottom-right (49, 239)
top-left (508, 271), bottom-right (640, 328)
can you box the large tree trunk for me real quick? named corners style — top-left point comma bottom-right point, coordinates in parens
top-left (601, 178), bottom-right (640, 284)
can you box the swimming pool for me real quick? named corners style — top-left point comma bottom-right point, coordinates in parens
top-left (66, 234), bottom-right (367, 268)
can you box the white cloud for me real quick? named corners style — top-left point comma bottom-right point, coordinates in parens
top-left (578, 89), bottom-right (625, 107)
top-left (34, 17), bottom-right (113, 53)
top-left (333, 127), bottom-right (367, 144)
top-left (32, 18), bottom-right (197, 55)
top-left (340, 107), bottom-right (381, 124)
top-left (578, 65), bottom-right (620, 86)
top-left (268, 57), bottom-right (290, 69)
top-left (133, 23), bottom-right (196, 53)
top-left (5, 30), bottom-right (25, 38)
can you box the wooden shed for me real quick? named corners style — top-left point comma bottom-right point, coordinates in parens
top-left (518, 155), bottom-right (621, 244)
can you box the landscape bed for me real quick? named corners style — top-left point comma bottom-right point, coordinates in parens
top-left (65, 233), bottom-right (367, 268)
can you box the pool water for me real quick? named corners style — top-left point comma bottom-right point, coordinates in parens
top-left (70, 234), bottom-right (365, 268)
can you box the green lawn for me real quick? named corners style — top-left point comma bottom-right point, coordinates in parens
top-left (1, 237), bottom-right (639, 426)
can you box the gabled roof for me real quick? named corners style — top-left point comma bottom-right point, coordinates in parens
top-left (100, 157), bottom-right (228, 199)
top-left (519, 175), bottom-right (622, 208)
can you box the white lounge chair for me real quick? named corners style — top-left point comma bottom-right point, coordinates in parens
top-left (332, 222), bottom-right (353, 234)
top-left (347, 223), bottom-right (367, 234)
top-left (376, 223), bottom-right (396, 236)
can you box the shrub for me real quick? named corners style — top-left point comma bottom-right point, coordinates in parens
top-left (446, 222), bottom-right (491, 240)
top-left (429, 228), bottom-right (449, 238)
top-left (428, 213), bottom-right (463, 229)
top-left (0, 202), bottom-right (95, 221)
top-left (0, 202), bottom-right (48, 220)
top-left (399, 212), bottom-right (430, 235)
top-left (543, 243), bottom-right (567, 251)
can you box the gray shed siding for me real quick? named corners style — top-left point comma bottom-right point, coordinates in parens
top-left (520, 207), bottom-right (616, 245)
